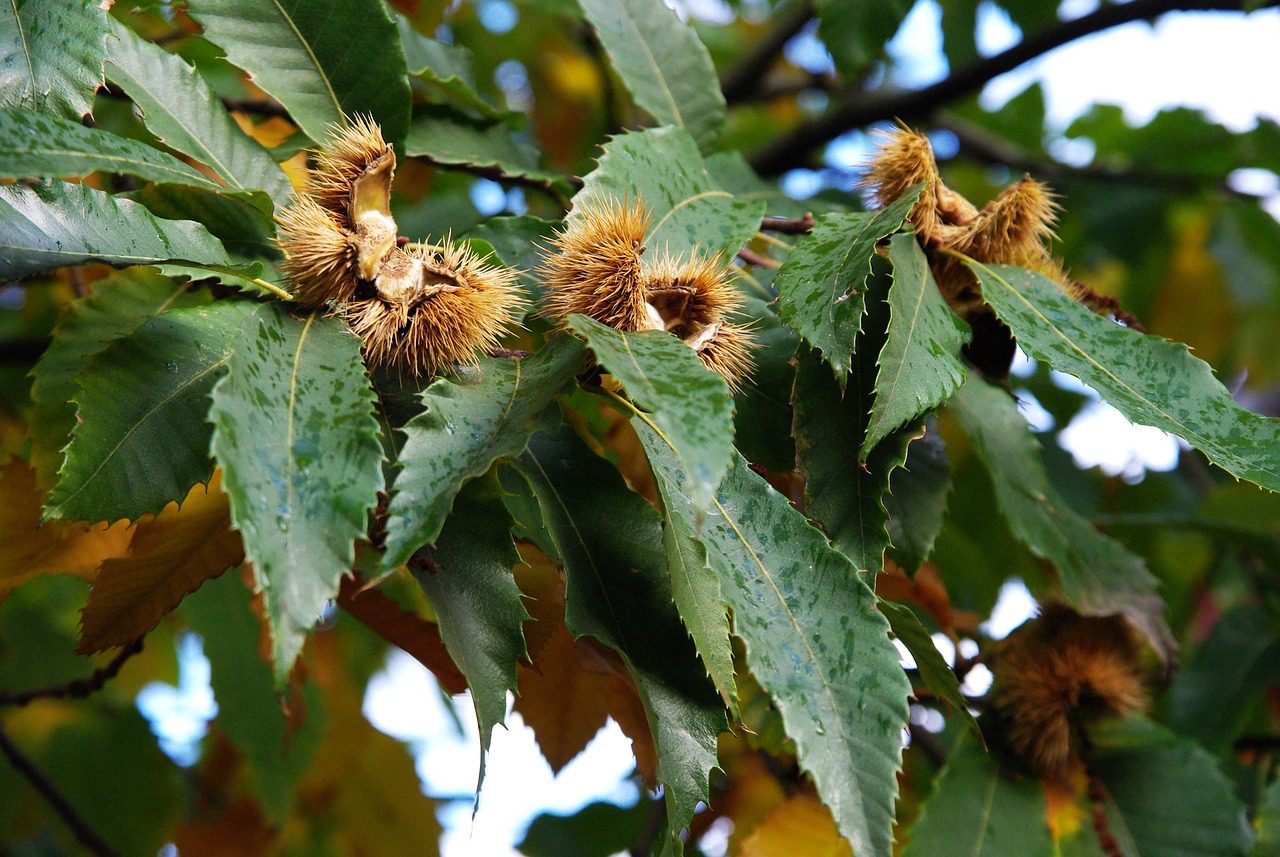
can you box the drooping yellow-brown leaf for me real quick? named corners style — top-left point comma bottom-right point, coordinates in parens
top-left (514, 547), bottom-right (613, 773)
top-left (287, 632), bottom-right (443, 857)
top-left (78, 474), bottom-right (243, 653)
top-left (0, 457), bottom-right (133, 595)
top-left (739, 794), bottom-right (853, 857)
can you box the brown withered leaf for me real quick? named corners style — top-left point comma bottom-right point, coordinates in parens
top-left (335, 574), bottom-right (467, 694)
top-left (0, 456), bottom-right (133, 595)
top-left (513, 545), bottom-right (659, 779)
top-left (516, 623), bottom-right (614, 773)
top-left (79, 473), bottom-right (243, 652)
top-left (514, 548), bottom-right (610, 772)
top-left (739, 794), bottom-right (853, 857)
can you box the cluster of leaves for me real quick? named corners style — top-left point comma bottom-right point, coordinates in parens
top-left (3, 0), bottom-right (1280, 855)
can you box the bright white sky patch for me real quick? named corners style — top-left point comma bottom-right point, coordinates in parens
top-left (363, 649), bottom-right (640, 856)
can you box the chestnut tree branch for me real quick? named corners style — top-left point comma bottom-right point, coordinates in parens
top-left (0, 639), bottom-right (143, 708)
top-left (747, 0), bottom-right (1280, 175)
top-left (0, 722), bottom-right (121, 857)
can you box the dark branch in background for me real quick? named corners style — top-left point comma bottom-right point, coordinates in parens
top-left (0, 723), bottom-right (120, 857)
top-left (738, 247), bottom-right (780, 269)
top-left (907, 722), bottom-right (949, 769)
top-left (760, 212), bottom-right (815, 234)
top-left (747, 0), bottom-right (1280, 175)
top-left (0, 337), bottom-right (49, 363)
top-left (0, 639), bottom-right (143, 708)
top-left (220, 96), bottom-right (291, 120)
top-left (940, 115), bottom-right (1268, 203)
top-left (719, 0), bottom-right (815, 103)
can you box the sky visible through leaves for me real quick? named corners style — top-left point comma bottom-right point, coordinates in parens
top-left (119, 4), bottom-right (1280, 854)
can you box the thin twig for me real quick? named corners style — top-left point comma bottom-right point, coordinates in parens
top-left (0, 639), bottom-right (143, 708)
top-left (755, 231), bottom-right (794, 252)
top-left (720, 0), bottom-right (816, 103)
top-left (748, 0), bottom-right (1280, 175)
top-left (251, 277), bottom-right (294, 301)
top-left (738, 247), bottom-right (781, 269)
top-left (760, 213), bottom-right (815, 234)
top-left (0, 722), bottom-right (121, 857)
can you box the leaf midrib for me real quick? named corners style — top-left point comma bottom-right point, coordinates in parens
top-left (711, 489), bottom-right (871, 843)
top-left (8, 0), bottom-right (35, 101)
top-left (975, 259), bottom-right (1280, 483)
top-left (54, 355), bottom-right (230, 514)
top-left (610, 1), bottom-right (684, 129)
top-left (0, 144), bottom-right (214, 184)
top-left (267, 0), bottom-right (344, 121)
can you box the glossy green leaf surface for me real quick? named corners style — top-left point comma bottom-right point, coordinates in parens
top-left (863, 235), bottom-right (968, 456)
top-left (105, 20), bottom-right (293, 206)
top-left (638, 423), bottom-right (910, 857)
top-left (971, 260), bottom-right (1280, 492)
top-left (793, 343), bottom-right (919, 573)
top-left (405, 115), bottom-right (572, 196)
top-left (396, 15), bottom-right (512, 122)
top-left (0, 109), bottom-right (219, 190)
top-left (568, 314), bottom-right (734, 517)
top-left (578, 0), bottom-right (725, 150)
top-left (28, 270), bottom-right (198, 490)
top-left (815, 0), bottom-right (913, 83)
top-left (1091, 718), bottom-right (1253, 857)
top-left (184, 0), bottom-right (411, 149)
top-left (516, 424), bottom-right (724, 839)
top-left (47, 302), bottom-right (256, 524)
top-left (383, 337), bottom-right (585, 570)
top-left (0, 181), bottom-right (231, 279)
top-left (0, 0), bottom-right (109, 119)
top-left (413, 475), bottom-right (527, 790)
top-left (774, 190), bottom-right (920, 378)
top-left (902, 736), bottom-right (1051, 857)
top-left (209, 306), bottom-right (383, 680)
top-left (649, 434), bottom-right (736, 712)
top-left (573, 126), bottom-right (763, 261)
top-left (949, 377), bottom-right (1171, 659)
top-left (885, 422), bottom-right (951, 573)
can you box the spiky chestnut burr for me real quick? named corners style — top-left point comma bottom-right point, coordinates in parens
top-left (988, 603), bottom-right (1148, 781)
top-left (276, 195), bottom-right (359, 306)
top-left (540, 197), bottom-right (757, 388)
top-left (540, 197), bottom-right (650, 332)
top-left (862, 126), bottom-right (1076, 376)
top-left (347, 240), bottom-right (523, 376)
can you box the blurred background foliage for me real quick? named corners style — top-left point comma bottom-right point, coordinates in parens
top-left (2, 0), bottom-right (1280, 855)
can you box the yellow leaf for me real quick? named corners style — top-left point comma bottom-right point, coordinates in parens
top-left (0, 457), bottom-right (133, 595)
top-left (78, 474), bottom-right (243, 652)
top-left (286, 632), bottom-right (443, 856)
top-left (739, 794), bottom-right (853, 857)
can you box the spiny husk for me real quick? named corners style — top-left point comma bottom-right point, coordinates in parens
top-left (275, 195), bottom-right (358, 306)
top-left (990, 603), bottom-right (1148, 781)
top-left (347, 240), bottom-right (522, 375)
top-left (309, 115), bottom-right (396, 220)
top-left (641, 251), bottom-right (742, 339)
top-left (540, 197), bottom-right (649, 331)
top-left (863, 126), bottom-right (973, 244)
top-left (952, 176), bottom-right (1060, 264)
top-left (688, 321), bottom-right (755, 392)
